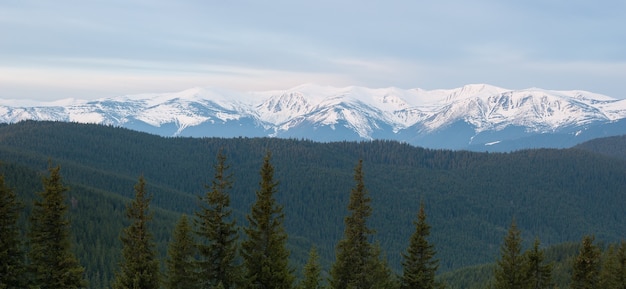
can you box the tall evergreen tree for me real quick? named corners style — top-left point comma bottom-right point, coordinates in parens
top-left (598, 240), bottom-right (626, 289)
top-left (615, 241), bottom-right (626, 289)
top-left (241, 151), bottom-right (294, 289)
top-left (330, 160), bottom-right (390, 289)
top-left (299, 247), bottom-right (322, 289)
top-left (369, 242), bottom-right (401, 289)
top-left (493, 219), bottom-right (526, 289)
top-left (112, 176), bottom-right (160, 289)
top-left (523, 238), bottom-right (553, 289)
top-left (27, 164), bottom-right (86, 289)
top-left (570, 235), bottom-right (601, 289)
top-left (0, 173), bottom-right (26, 289)
top-left (195, 151), bottom-right (241, 289)
top-left (401, 202), bottom-right (441, 289)
top-left (166, 214), bottom-right (199, 289)
top-left (600, 243), bottom-right (619, 289)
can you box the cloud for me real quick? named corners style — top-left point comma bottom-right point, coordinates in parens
top-left (0, 62), bottom-right (356, 100)
top-left (1, 0), bottom-right (625, 100)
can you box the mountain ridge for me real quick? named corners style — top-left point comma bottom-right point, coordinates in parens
top-left (2, 83), bottom-right (626, 151)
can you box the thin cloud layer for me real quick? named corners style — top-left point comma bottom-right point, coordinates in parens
top-left (1, 0), bottom-right (625, 100)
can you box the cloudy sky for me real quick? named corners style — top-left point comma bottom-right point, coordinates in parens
top-left (1, 0), bottom-right (625, 101)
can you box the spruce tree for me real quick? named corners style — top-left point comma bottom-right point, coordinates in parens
top-left (329, 159), bottom-right (381, 289)
top-left (523, 238), bottom-right (553, 289)
top-left (0, 173), bottom-right (26, 289)
top-left (241, 151), bottom-right (294, 289)
top-left (166, 214), bottom-right (199, 289)
top-left (599, 243), bottom-right (619, 289)
top-left (195, 151), bottom-right (241, 289)
top-left (493, 219), bottom-right (526, 289)
top-left (401, 202), bottom-right (441, 289)
top-left (27, 164), bottom-right (86, 289)
top-left (614, 241), bottom-right (626, 289)
top-left (299, 247), bottom-right (322, 289)
top-left (598, 240), bottom-right (626, 289)
top-left (112, 176), bottom-right (160, 289)
top-left (570, 235), bottom-right (601, 289)
top-left (369, 242), bottom-right (401, 289)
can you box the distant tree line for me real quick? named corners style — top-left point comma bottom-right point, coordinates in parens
top-left (1, 152), bottom-right (625, 289)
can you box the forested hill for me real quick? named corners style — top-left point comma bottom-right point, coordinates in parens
top-left (574, 134), bottom-right (626, 160)
top-left (1, 121), bottom-right (625, 286)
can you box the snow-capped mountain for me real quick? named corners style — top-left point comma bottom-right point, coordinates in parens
top-left (2, 84), bottom-right (626, 151)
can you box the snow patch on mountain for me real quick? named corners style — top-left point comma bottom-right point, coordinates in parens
top-left (1, 83), bottom-right (624, 149)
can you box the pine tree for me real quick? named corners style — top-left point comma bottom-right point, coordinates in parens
top-left (299, 247), bottom-right (322, 289)
top-left (369, 242), bottom-right (401, 289)
top-left (166, 214), bottom-right (199, 289)
top-left (330, 159), bottom-right (384, 289)
top-left (0, 173), bottom-right (26, 289)
top-left (523, 238), bottom-right (553, 289)
top-left (401, 202), bottom-right (441, 289)
top-left (615, 241), bottom-right (626, 289)
top-left (570, 235), bottom-right (601, 289)
top-left (241, 151), bottom-right (294, 289)
top-left (616, 241), bottom-right (626, 289)
top-left (493, 219), bottom-right (526, 289)
top-left (112, 176), bottom-right (160, 289)
top-left (27, 164), bottom-right (86, 289)
top-left (598, 241), bottom-right (626, 289)
top-left (600, 243), bottom-right (619, 289)
top-left (195, 151), bottom-right (241, 289)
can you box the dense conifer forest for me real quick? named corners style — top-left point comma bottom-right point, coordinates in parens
top-left (0, 120), bottom-right (625, 288)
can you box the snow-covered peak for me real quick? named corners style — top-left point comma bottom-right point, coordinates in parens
top-left (448, 84), bottom-right (508, 99)
top-left (412, 84), bottom-right (508, 105)
top-left (257, 91), bottom-right (314, 124)
top-left (0, 83), bottom-right (624, 149)
top-left (112, 87), bottom-right (249, 108)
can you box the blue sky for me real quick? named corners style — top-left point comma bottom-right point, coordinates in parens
top-left (1, 0), bottom-right (625, 101)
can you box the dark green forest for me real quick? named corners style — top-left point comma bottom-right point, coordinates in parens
top-left (0, 121), bottom-right (625, 288)
top-left (574, 134), bottom-right (626, 160)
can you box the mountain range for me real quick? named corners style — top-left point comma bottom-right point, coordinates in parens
top-left (2, 83), bottom-right (626, 151)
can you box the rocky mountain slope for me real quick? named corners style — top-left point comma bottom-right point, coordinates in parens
top-left (2, 84), bottom-right (625, 151)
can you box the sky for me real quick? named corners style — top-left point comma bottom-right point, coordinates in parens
top-left (1, 0), bottom-right (625, 101)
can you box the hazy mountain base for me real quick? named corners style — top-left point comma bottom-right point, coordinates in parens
top-left (0, 121), bottom-right (625, 287)
top-left (122, 114), bottom-right (626, 152)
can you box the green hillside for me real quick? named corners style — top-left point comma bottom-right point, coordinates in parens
top-left (1, 121), bottom-right (625, 288)
top-left (574, 134), bottom-right (626, 160)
